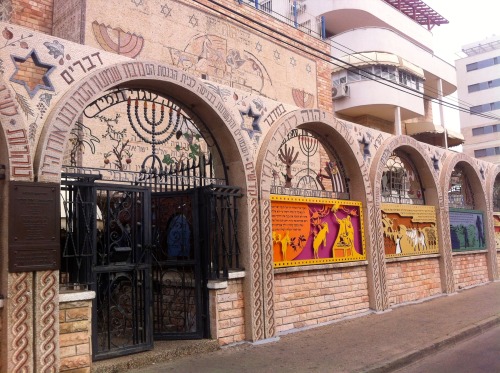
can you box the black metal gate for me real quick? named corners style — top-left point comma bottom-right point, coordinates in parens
top-left (60, 86), bottom-right (242, 360)
top-left (61, 175), bottom-right (153, 360)
top-left (61, 173), bottom-right (242, 359)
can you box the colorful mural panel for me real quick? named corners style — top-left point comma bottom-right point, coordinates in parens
top-left (271, 195), bottom-right (365, 267)
top-left (494, 214), bottom-right (500, 250)
top-left (381, 203), bottom-right (438, 258)
top-left (449, 209), bottom-right (486, 251)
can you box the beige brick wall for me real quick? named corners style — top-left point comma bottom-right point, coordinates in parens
top-left (497, 251), bottom-right (500, 272)
top-left (386, 258), bottom-right (441, 306)
top-left (11, 0), bottom-right (54, 34)
top-left (59, 300), bottom-right (92, 373)
top-left (213, 279), bottom-right (245, 345)
top-left (453, 253), bottom-right (489, 290)
top-left (274, 266), bottom-right (369, 333)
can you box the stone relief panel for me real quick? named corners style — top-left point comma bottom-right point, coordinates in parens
top-left (84, 0), bottom-right (317, 107)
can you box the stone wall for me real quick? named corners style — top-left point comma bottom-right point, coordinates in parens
top-left (209, 276), bottom-right (245, 345)
top-left (452, 252), bottom-right (489, 290)
top-left (274, 264), bottom-right (369, 333)
top-left (386, 257), bottom-right (442, 306)
top-left (59, 292), bottom-right (94, 373)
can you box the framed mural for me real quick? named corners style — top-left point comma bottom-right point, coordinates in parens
top-left (381, 203), bottom-right (438, 258)
top-left (449, 209), bottom-right (486, 251)
top-left (494, 213), bottom-right (500, 250)
top-left (271, 195), bottom-right (365, 267)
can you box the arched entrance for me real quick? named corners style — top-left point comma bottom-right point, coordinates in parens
top-left (36, 63), bottom-right (250, 360)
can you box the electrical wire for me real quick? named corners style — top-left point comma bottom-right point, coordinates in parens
top-left (193, 0), bottom-right (500, 122)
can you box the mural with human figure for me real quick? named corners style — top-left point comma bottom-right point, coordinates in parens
top-left (271, 196), bottom-right (365, 267)
top-left (449, 209), bottom-right (486, 251)
top-left (381, 203), bottom-right (438, 257)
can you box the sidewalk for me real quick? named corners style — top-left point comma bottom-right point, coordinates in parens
top-left (96, 281), bottom-right (500, 373)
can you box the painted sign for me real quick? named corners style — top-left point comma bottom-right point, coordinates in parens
top-left (381, 203), bottom-right (438, 258)
top-left (271, 195), bottom-right (365, 267)
top-left (449, 209), bottom-right (486, 251)
top-left (494, 213), bottom-right (500, 250)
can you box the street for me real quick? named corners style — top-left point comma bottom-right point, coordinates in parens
top-left (396, 325), bottom-right (500, 373)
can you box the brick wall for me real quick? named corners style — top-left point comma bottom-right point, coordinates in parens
top-left (210, 278), bottom-right (245, 345)
top-left (452, 253), bottom-right (489, 290)
top-left (10, 0), bottom-right (54, 34)
top-left (497, 251), bottom-right (500, 273)
top-left (274, 265), bottom-right (369, 333)
top-left (386, 258), bottom-right (441, 306)
top-left (59, 299), bottom-right (92, 372)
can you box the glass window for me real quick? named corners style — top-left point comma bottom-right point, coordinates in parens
top-left (468, 84), bottom-right (480, 93)
top-left (466, 62), bottom-right (478, 72)
top-left (474, 149), bottom-right (487, 158)
top-left (472, 127), bottom-right (484, 136)
top-left (381, 151), bottom-right (424, 205)
top-left (448, 166), bottom-right (474, 209)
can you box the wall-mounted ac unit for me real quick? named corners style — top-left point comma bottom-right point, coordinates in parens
top-left (332, 84), bottom-right (350, 100)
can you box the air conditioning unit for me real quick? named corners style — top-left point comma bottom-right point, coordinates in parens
top-left (332, 84), bottom-right (350, 100)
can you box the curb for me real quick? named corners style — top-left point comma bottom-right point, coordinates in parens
top-left (363, 315), bottom-right (500, 373)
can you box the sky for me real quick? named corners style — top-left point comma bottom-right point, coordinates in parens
top-left (425, 0), bottom-right (498, 64)
top-left (422, 0), bottom-right (499, 133)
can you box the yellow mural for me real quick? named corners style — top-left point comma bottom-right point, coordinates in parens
top-left (381, 203), bottom-right (438, 257)
top-left (271, 195), bottom-right (365, 267)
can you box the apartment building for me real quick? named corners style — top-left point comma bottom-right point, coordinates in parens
top-left (456, 36), bottom-right (500, 163)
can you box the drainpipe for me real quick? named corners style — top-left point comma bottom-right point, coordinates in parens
top-left (395, 106), bottom-right (402, 136)
top-left (437, 78), bottom-right (448, 149)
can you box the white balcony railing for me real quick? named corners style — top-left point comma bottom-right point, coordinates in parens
top-left (236, 0), bottom-right (325, 39)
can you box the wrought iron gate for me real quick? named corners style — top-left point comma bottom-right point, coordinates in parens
top-left (61, 175), bottom-right (153, 360)
top-left (61, 173), bottom-right (242, 359)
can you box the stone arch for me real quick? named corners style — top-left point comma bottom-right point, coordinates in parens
top-left (0, 76), bottom-right (33, 181)
top-left (486, 164), bottom-right (500, 281)
top-left (444, 155), bottom-right (500, 282)
top-left (35, 62), bottom-right (250, 184)
top-left (256, 109), bottom-right (386, 323)
top-left (33, 62), bottom-right (267, 342)
top-left (370, 136), bottom-right (453, 298)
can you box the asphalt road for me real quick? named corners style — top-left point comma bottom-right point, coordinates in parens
top-left (395, 325), bottom-right (500, 373)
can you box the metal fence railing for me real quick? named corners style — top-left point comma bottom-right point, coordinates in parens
top-left (236, 0), bottom-right (326, 39)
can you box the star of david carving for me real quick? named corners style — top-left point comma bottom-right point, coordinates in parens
top-left (161, 4), bottom-right (172, 17)
top-left (239, 106), bottom-right (262, 139)
top-left (431, 154), bottom-right (439, 171)
top-left (10, 50), bottom-right (55, 98)
top-left (131, 0), bottom-right (143, 6)
top-left (358, 135), bottom-right (371, 160)
top-left (273, 49), bottom-right (280, 61)
top-left (290, 57), bottom-right (297, 67)
top-left (255, 42), bottom-right (262, 53)
top-left (306, 64), bottom-right (312, 73)
top-left (189, 14), bottom-right (199, 27)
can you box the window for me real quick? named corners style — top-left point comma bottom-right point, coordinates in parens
top-left (466, 56), bottom-right (500, 72)
top-left (470, 101), bottom-right (500, 114)
top-left (448, 166), bottom-right (474, 209)
top-left (474, 147), bottom-right (499, 158)
top-left (381, 151), bottom-right (424, 205)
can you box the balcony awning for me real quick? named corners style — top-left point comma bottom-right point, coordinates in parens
top-left (333, 52), bottom-right (425, 79)
top-left (405, 121), bottom-right (464, 147)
